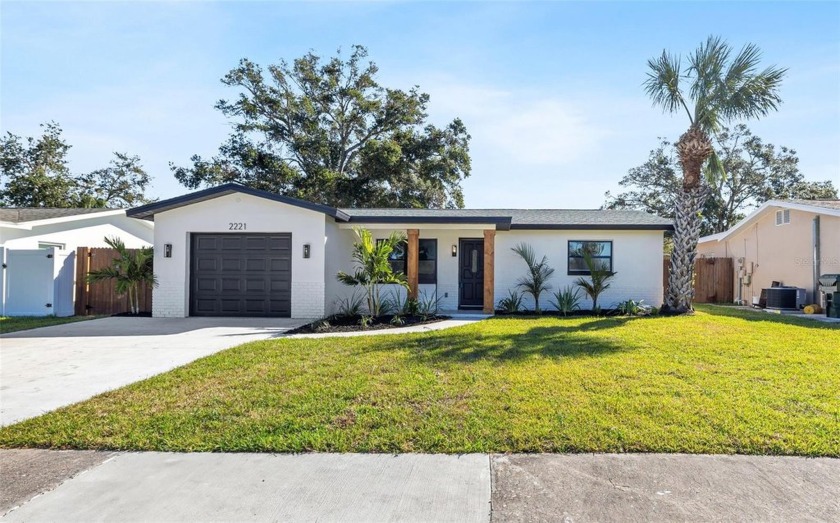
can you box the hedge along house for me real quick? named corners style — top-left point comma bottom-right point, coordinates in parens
top-left (127, 183), bottom-right (673, 318)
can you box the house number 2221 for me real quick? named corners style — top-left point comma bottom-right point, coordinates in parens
top-left (229, 222), bottom-right (247, 230)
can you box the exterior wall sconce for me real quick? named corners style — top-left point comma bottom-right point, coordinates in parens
top-left (303, 243), bottom-right (311, 259)
top-left (451, 244), bottom-right (458, 257)
top-left (164, 243), bottom-right (173, 258)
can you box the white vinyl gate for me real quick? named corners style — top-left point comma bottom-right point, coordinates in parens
top-left (1, 248), bottom-right (76, 317)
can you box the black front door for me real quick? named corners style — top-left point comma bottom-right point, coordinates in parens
top-left (459, 238), bottom-right (484, 309)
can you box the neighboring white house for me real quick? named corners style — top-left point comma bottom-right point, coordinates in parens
top-left (128, 184), bottom-right (672, 319)
top-left (0, 208), bottom-right (154, 316)
top-left (698, 199), bottom-right (840, 306)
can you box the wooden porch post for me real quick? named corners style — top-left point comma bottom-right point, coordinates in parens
top-left (483, 229), bottom-right (495, 314)
top-left (407, 229), bottom-right (419, 299)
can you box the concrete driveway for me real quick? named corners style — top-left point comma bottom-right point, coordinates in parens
top-left (0, 317), bottom-right (308, 426)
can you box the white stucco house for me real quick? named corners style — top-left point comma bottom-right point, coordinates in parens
top-left (0, 208), bottom-right (154, 251)
top-left (0, 208), bottom-right (154, 316)
top-left (127, 183), bottom-right (672, 318)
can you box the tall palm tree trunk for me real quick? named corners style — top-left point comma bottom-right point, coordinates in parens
top-left (663, 126), bottom-right (713, 314)
top-left (664, 184), bottom-right (708, 313)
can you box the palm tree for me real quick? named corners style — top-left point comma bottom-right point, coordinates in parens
top-left (511, 243), bottom-right (555, 314)
top-left (337, 227), bottom-right (409, 317)
top-left (644, 36), bottom-right (785, 313)
top-left (86, 236), bottom-right (157, 315)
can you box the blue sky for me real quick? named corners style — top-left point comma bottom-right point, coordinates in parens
top-left (2, 1), bottom-right (838, 208)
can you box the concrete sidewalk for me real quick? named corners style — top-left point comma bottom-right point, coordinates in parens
top-left (2, 450), bottom-right (837, 522)
top-left (0, 317), bottom-right (307, 425)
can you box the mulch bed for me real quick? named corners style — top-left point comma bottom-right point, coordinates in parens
top-left (288, 314), bottom-right (450, 334)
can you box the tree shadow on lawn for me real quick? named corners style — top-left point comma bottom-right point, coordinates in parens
top-left (370, 316), bottom-right (642, 363)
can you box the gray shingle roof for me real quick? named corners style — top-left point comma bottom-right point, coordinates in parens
top-left (343, 208), bottom-right (672, 229)
top-left (126, 183), bottom-right (673, 230)
top-left (0, 208), bottom-right (118, 224)
top-left (785, 199), bottom-right (840, 211)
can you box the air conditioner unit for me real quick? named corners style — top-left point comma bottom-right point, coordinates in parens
top-left (765, 287), bottom-right (807, 310)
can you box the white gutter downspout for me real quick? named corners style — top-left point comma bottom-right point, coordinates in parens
top-left (813, 215), bottom-right (821, 305)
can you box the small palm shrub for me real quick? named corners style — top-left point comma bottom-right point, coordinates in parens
top-left (337, 228), bottom-right (408, 317)
top-left (497, 290), bottom-right (523, 313)
top-left (575, 250), bottom-right (616, 314)
top-left (550, 286), bottom-right (582, 316)
top-left (511, 243), bottom-right (555, 314)
top-left (86, 236), bottom-right (157, 315)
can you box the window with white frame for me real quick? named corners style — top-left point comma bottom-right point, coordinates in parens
top-left (38, 241), bottom-right (66, 250)
top-left (775, 209), bottom-right (790, 226)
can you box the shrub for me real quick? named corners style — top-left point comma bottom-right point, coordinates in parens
top-left (337, 227), bottom-right (409, 317)
top-left (511, 243), bottom-right (555, 314)
top-left (497, 289), bottom-right (523, 313)
top-left (616, 299), bottom-right (654, 316)
top-left (550, 286), bottom-right (582, 316)
top-left (334, 292), bottom-right (365, 317)
top-left (417, 291), bottom-right (443, 320)
top-left (86, 236), bottom-right (157, 315)
top-left (575, 250), bottom-right (616, 314)
top-left (384, 288), bottom-right (419, 317)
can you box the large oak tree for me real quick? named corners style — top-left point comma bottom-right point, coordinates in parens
top-left (171, 45), bottom-right (471, 209)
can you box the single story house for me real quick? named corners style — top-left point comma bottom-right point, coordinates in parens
top-left (0, 208), bottom-right (154, 316)
top-left (697, 199), bottom-right (840, 306)
top-left (127, 183), bottom-right (673, 318)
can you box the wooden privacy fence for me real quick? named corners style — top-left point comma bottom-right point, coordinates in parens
top-left (663, 256), bottom-right (734, 304)
top-left (74, 247), bottom-right (153, 316)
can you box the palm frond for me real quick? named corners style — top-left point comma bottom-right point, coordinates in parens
top-left (644, 51), bottom-right (691, 121)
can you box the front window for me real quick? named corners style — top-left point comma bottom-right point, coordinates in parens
top-left (385, 241), bottom-right (407, 276)
top-left (568, 240), bottom-right (612, 275)
top-left (377, 238), bottom-right (437, 283)
top-left (418, 239), bottom-right (437, 284)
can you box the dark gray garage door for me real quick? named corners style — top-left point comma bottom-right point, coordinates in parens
top-left (190, 233), bottom-right (292, 317)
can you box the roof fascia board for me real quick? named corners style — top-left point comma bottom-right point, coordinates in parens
top-left (0, 221), bottom-right (32, 230)
top-left (344, 216), bottom-right (512, 230)
top-left (127, 183), bottom-right (346, 221)
top-left (700, 200), bottom-right (840, 243)
top-left (509, 224), bottom-right (673, 231)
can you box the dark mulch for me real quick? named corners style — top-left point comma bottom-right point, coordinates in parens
top-left (288, 314), bottom-right (450, 334)
top-left (111, 312), bottom-right (153, 318)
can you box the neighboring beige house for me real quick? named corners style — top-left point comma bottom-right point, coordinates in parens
top-left (697, 199), bottom-right (840, 306)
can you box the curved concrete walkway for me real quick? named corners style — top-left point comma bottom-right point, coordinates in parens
top-left (286, 317), bottom-right (487, 339)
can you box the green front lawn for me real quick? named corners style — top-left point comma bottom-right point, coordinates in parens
top-left (1, 305), bottom-right (837, 456)
top-left (0, 315), bottom-right (98, 334)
